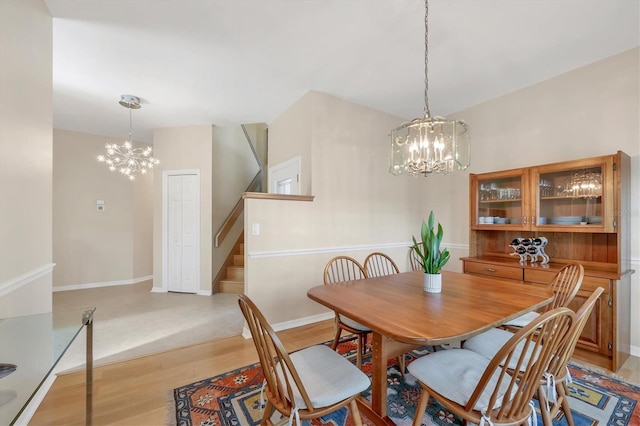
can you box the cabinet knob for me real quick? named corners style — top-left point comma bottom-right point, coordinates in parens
top-left (485, 268), bottom-right (496, 273)
top-left (523, 216), bottom-right (527, 224)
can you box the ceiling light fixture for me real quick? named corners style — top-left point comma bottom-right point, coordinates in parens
top-left (389, 0), bottom-right (470, 176)
top-left (97, 95), bottom-right (159, 181)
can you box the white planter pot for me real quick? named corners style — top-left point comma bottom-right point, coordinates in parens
top-left (423, 273), bottom-right (442, 293)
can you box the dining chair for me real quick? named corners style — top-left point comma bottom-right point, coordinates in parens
top-left (363, 252), bottom-right (408, 373)
top-left (323, 256), bottom-right (370, 368)
top-left (408, 247), bottom-right (422, 271)
top-left (407, 307), bottom-right (574, 426)
top-left (238, 295), bottom-right (371, 426)
top-left (363, 252), bottom-right (400, 277)
top-left (462, 287), bottom-right (603, 426)
top-left (503, 262), bottom-right (584, 329)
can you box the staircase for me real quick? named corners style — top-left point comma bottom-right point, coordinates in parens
top-left (219, 242), bottom-right (245, 294)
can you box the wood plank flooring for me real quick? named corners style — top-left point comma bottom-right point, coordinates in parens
top-left (30, 319), bottom-right (639, 425)
top-left (30, 320), bottom-right (336, 425)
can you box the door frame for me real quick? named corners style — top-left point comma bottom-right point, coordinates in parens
top-left (162, 169), bottom-right (201, 293)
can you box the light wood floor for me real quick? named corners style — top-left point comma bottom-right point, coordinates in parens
top-left (31, 319), bottom-right (639, 425)
top-left (30, 320), bottom-right (336, 425)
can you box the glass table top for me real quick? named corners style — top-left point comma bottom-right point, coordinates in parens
top-left (0, 307), bottom-right (95, 425)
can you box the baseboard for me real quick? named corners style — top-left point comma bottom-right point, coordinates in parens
top-left (149, 287), bottom-right (212, 295)
top-left (53, 275), bottom-right (153, 292)
top-left (631, 344), bottom-right (640, 358)
top-left (241, 311), bottom-right (334, 339)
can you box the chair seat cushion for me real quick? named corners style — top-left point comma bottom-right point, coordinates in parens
top-left (338, 314), bottom-right (371, 332)
top-left (407, 349), bottom-right (516, 412)
top-left (285, 345), bottom-right (371, 409)
top-left (463, 328), bottom-right (514, 360)
top-left (463, 328), bottom-right (540, 372)
top-left (503, 311), bottom-right (539, 328)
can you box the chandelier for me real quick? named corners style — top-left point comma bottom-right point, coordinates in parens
top-left (97, 95), bottom-right (159, 181)
top-left (389, 0), bottom-right (470, 176)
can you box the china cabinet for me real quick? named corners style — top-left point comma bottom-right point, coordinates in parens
top-left (462, 151), bottom-right (633, 372)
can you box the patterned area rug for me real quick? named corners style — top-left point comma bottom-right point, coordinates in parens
top-left (171, 340), bottom-right (640, 425)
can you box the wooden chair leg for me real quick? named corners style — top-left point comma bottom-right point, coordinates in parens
top-left (537, 384), bottom-right (554, 426)
top-left (356, 333), bottom-right (365, 368)
top-left (261, 399), bottom-right (275, 425)
top-left (412, 387), bottom-right (430, 426)
top-left (397, 355), bottom-right (405, 376)
top-left (559, 382), bottom-right (575, 426)
top-left (331, 324), bottom-right (342, 351)
top-left (349, 399), bottom-right (363, 426)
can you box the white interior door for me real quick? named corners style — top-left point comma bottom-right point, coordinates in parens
top-left (269, 156), bottom-right (300, 195)
top-left (167, 173), bottom-right (199, 293)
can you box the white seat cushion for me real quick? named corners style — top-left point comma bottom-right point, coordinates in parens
top-left (462, 328), bottom-right (540, 372)
top-left (407, 349), bottom-right (516, 412)
top-left (338, 314), bottom-right (371, 332)
top-left (463, 328), bottom-right (513, 360)
top-left (503, 311), bottom-right (539, 328)
top-left (283, 345), bottom-right (371, 409)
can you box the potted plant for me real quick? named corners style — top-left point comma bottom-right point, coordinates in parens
top-left (412, 211), bottom-right (450, 293)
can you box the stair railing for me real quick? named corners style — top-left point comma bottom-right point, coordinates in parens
top-left (214, 124), bottom-right (264, 248)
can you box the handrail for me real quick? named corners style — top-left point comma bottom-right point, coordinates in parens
top-left (215, 171), bottom-right (262, 247)
top-left (214, 124), bottom-right (265, 248)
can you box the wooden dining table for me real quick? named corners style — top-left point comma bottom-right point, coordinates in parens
top-left (307, 269), bottom-right (554, 425)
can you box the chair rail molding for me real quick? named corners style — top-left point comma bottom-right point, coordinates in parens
top-left (247, 242), bottom-right (468, 259)
top-left (0, 263), bottom-right (56, 297)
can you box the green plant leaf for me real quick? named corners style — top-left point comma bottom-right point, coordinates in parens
top-left (411, 211), bottom-right (450, 274)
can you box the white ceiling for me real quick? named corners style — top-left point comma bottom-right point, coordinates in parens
top-left (44, 0), bottom-right (639, 143)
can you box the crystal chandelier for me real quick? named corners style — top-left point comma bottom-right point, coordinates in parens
top-left (389, 0), bottom-right (470, 176)
top-left (97, 95), bottom-right (159, 181)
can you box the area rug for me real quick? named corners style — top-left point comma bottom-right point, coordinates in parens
top-left (171, 340), bottom-right (640, 425)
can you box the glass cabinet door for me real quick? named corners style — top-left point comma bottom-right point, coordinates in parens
top-left (471, 170), bottom-right (528, 229)
top-left (532, 157), bottom-right (612, 232)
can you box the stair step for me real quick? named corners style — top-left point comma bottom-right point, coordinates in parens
top-left (227, 266), bottom-right (244, 280)
top-left (239, 244), bottom-right (244, 255)
top-left (220, 280), bottom-right (244, 294)
top-left (233, 254), bottom-right (244, 266)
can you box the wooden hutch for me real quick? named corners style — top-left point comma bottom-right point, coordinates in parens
top-left (461, 151), bottom-right (634, 372)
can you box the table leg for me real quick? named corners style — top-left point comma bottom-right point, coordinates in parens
top-left (371, 332), bottom-right (387, 419)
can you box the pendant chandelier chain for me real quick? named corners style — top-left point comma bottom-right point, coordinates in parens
top-left (423, 0), bottom-right (430, 119)
top-left (128, 103), bottom-right (133, 141)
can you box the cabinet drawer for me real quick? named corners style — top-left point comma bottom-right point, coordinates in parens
top-left (524, 270), bottom-right (610, 294)
top-left (464, 262), bottom-right (523, 280)
top-left (581, 276), bottom-right (611, 294)
top-left (524, 269), bottom-right (556, 285)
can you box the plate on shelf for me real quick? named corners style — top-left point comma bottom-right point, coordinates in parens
top-left (587, 216), bottom-right (602, 224)
top-left (550, 216), bottom-right (583, 225)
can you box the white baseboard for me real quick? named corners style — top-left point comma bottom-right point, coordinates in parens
top-left (53, 275), bottom-right (153, 292)
top-left (241, 311), bottom-right (334, 339)
top-left (631, 344), bottom-right (640, 358)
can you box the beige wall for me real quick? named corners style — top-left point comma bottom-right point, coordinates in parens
top-left (0, 0), bottom-right (53, 317)
top-left (52, 129), bottom-right (153, 288)
top-left (246, 49), bottom-right (640, 355)
top-left (268, 93), bottom-right (314, 195)
top-left (246, 91), bottom-right (436, 325)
